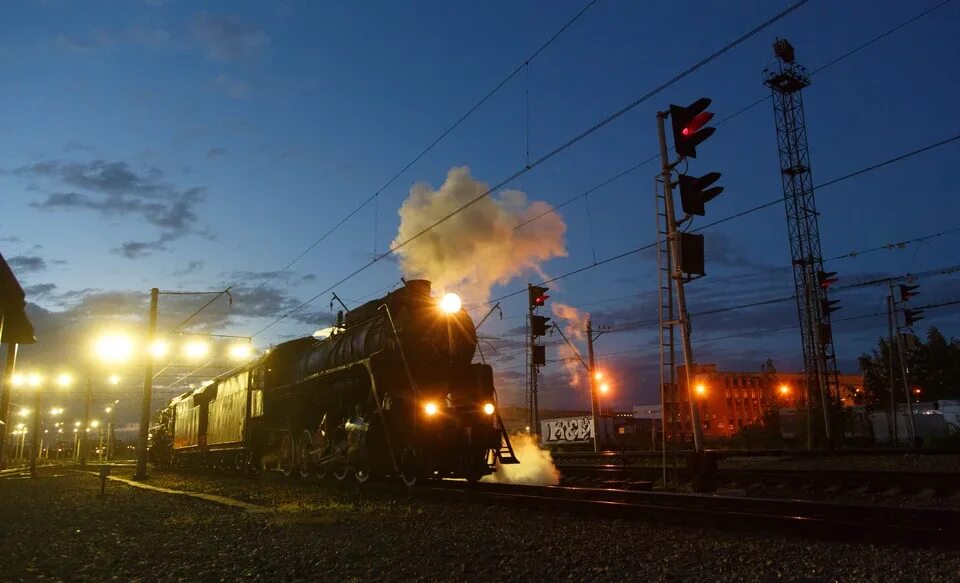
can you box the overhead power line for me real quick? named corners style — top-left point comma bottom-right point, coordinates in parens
top-left (513, 0), bottom-right (955, 233)
top-left (242, 0), bottom-right (598, 296)
top-left (250, 0), bottom-right (812, 337)
top-left (481, 131), bottom-right (960, 307)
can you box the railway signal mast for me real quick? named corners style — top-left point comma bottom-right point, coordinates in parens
top-left (527, 284), bottom-right (550, 437)
top-left (655, 97), bottom-right (724, 457)
top-left (763, 39), bottom-right (840, 447)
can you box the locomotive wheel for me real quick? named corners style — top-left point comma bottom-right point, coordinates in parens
top-left (333, 467), bottom-right (349, 481)
top-left (279, 434), bottom-right (295, 478)
top-left (400, 448), bottom-right (423, 488)
top-left (355, 469), bottom-right (371, 483)
top-left (298, 430), bottom-right (313, 480)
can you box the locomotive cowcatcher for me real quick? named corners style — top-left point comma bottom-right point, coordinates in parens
top-left (149, 279), bottom-right (518, 484)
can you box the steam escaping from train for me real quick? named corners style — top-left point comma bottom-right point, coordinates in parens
top-left (482, 433), bottom-right (560, 486)
top-left (392, 166), bottom-right (567, 304)
top-left (551, 302), bottom-right (590, 389)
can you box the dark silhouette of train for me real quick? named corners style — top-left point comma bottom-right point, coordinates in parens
top-left (149, 280), bottom-right (518, 484)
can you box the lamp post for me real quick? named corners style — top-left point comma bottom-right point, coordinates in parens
top-left (83, 333), bottom-right (130, 467)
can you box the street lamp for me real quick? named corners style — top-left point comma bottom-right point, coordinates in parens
top-left (82, 334), bottom-right (132, 468)
top-left (183, 340), bottom-right (210, 360)
top-left (228, 343), bottom-right (253, 361)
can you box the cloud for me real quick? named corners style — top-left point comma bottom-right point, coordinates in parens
top-left (23, 283), bottom-right (57, 297)
top-left (7, 254), bottom-right (47, 273)
top-left (212, 74), bottom-right (251, 99)
top-left (56, 30), bottom-right (114, 53)
top-left (21, 159), bottom-right (207, 257)
top-left (192, 14), bottom-right (270, 62)
top-left (173, 260), bottom-right (205, 276)
top-left (206, 147), bottom-right (227, 159)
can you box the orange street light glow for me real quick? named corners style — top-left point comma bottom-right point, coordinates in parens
top-left (695, 383), bottom-right (706, 396)
top-left (599, 382), bottom-right (610, 394)
top-left (779, 384), bottom-right (791, 396)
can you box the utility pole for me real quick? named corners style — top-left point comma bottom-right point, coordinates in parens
top-left (887, 294), bottom-right (898, 445)
top-left (587, 320), bottom-right (599, 452)
top-left (29, 388), bottom-right (41, 477)
top-left (890, 283), bottom-right (918, 446)
top-left (0, 343), bottom-right (17, 470)
top-left (135, 288), bottom-right (159, 480)
top-left (80, 376), bottom-right (92, 467)
top-left (656, 111), bottom-right (705, 453)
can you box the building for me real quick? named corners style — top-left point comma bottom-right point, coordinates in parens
top-left (664, 364), bottom-right (864, 439)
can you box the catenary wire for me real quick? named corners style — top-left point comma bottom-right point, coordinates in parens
top-left (250, 0), bottom-right (812, 337)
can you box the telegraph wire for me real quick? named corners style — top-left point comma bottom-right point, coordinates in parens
top-left (250, 0), bottom-right (811, 337)
top-left (481, 131), bottom-right (960, 308)
top-left (513, 0), bottom-right (954, 233)
top-left (242, 0), bottom-right (598, 296)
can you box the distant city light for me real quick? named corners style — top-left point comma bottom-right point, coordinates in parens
top-left (108, 375), bottom-right (121, 386)
top-left (95, 334), bottom-right (134, 363)
top-left (779, 384), bottom-right (791, 396)
top-left (149, 340), bottom-right (170, 358)
top-left (229, 343), bottom-right (253, 360)
top-left (183, 340), bottom-right (210, 360)
top-left (56, 373), bottom-right (73, 388)
top-left (599, 382), bottom-right (610, 395)
top-left (695, 383), bottom-right (707, 396)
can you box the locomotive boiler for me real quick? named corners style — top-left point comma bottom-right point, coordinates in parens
top-left (149, 279), bottom-right (518, 484)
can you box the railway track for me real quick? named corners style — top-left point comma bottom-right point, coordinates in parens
top-left (554, 464), bottom-right (960, 494)
top-left (422, 480), bottom-right (960, 548)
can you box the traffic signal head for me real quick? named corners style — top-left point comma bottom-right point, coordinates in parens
top-left (528, 285), bottom-right (549, 308)
top-left (532, 345), bottom-right (546, 366)
top-left (821, 298), bottom-right (841, 315)
top-left (670, 98), bottom-right (716, 159)
top-left (678, 172), bottom-right (724, 216)
top-left (904, 309), bottom-right (924, 327)
top-left (531, 315), bottom-right (551, 337)
top-left (678, 232), bottom-right (705, 277)
top-left (817, 271), bottom-right (838, 289)
top-left (899, 284), bottom-right (920, 302)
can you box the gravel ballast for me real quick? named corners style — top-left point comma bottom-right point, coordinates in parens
top-left (2, 469), bottom-right (960, 582)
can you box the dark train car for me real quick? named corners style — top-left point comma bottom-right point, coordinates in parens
top-left (151, 279), bottom-right (517, 484)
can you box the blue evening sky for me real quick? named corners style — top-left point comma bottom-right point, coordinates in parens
top-left (2, 0), bottom-right (959, 421)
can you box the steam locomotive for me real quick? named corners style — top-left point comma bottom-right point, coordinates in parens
top-left (148, 279), bottom-right (518, 484)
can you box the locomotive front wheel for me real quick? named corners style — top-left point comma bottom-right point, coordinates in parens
top-left (279, 434), bottom-right (295, 478)
top-left (355, 469), bottom-right (371, 483)
top-left (333, 467), bottom-right (349, 481)
top-left (298, 430), bottom-right (313, 480)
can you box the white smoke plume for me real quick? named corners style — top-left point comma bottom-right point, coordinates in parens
top-left (551, 302), bottom-right (590, 389)
top-left (481, 433), bottom-right (560, 486)
top-left (392, 166), bottom-right (566, 305)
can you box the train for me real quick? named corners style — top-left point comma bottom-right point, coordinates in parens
top-left (148, 279), bottom-right (518, 484)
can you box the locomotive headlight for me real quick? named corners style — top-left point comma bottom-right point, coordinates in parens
top-left (423, 401), bottom-right (439, 416)
top-left (482, 402), bottom-right (495, 416)
top-left (438, 292), bottom-right (462, 314)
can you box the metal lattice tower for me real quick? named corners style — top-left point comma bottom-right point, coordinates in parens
top-left (763, 39), bottom-right (839, 445)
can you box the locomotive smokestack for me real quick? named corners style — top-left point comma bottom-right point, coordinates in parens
top-left (404, 279), bottom-right (431, 297)
top-left (392, 166), bottom-right (566, 304)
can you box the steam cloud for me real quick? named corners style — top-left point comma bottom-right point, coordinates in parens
top-left (551, 302), bottom-right (590, 389)
top-left (482, 433), bottom-right (560, 486)
top-left (392, 167), bottom-right (566, 304)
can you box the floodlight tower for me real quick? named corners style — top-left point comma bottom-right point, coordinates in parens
top-left (763, 39), bottom-right (839, 445)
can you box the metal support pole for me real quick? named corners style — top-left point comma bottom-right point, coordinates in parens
top-left (587, 319), bottom-right (599, 452)
top-left (657, 111), bottom-right (704, 452)
top-left (80, 375), bottom-right (92, 467)
top-left (890, 287), bottom-right (918, 446)
top-left (135, 287), bottom-right (159, 480)
top-left (805, 263), bottom-right (832, 444)
top-left (0, 341), bottom-right (17, 469)
top-left (887, 294), bottom-right (898, 445)
top-left (29, 389), bottom-right (41, 477)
